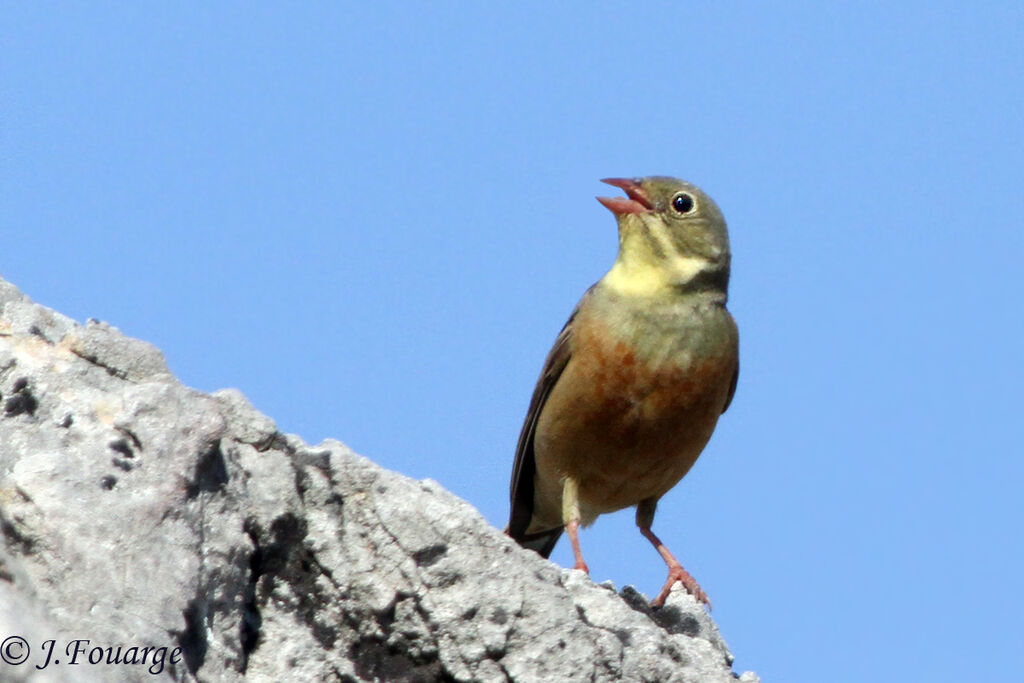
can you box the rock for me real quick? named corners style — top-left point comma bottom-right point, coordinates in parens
top-left (0, 276), bottom-right (758, 682)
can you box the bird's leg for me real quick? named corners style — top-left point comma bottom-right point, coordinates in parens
top-left (636, 499), bottom-right (710, 609)
top-left (562, 477), bottom-right (589, 573)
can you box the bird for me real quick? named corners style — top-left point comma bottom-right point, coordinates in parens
top-left (507, 176), bottom-right (739, 608)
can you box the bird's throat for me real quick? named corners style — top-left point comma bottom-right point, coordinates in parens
top-left (602, 254), bottom-right (722, 298)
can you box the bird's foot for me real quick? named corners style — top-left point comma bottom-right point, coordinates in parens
top-left (651, 562), bottom-right (710, 609)
top-left (572, 560), bottom-right (590, 574)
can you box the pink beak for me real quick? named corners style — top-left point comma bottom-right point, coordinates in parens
top-left (596, 178), bottom-right (654, 215)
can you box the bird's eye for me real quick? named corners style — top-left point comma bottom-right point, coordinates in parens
top-left (671, 193), bottom-right (695, 214)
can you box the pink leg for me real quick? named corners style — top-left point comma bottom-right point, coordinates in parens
top-left (639, 525), bottom-right (710, 609)
top-left (566, 519), bottom-right (590, 573)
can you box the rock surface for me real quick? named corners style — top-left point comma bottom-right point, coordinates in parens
top-left (0, 276), bottom-right (758, 682)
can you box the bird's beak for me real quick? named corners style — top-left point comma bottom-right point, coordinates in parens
top-left (596, 178), bottom-right (654, 215)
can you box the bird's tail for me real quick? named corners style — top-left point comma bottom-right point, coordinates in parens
top-left (506, 526), bottom-right (563, 559)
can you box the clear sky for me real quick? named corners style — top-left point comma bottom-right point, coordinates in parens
top-left (3, 4), bottom-right (1022, 681)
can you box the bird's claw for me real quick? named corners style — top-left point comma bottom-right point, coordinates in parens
top-left (651, 563), bottom-right (711, 610)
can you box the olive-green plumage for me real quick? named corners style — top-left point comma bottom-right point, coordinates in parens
top-left (507, 176), bottom-right (738, 608)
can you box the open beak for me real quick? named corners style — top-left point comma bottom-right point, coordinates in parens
top-left (596, 178), bottom-right (654, 215)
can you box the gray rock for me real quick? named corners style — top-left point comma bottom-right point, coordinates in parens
top-left (0, 275), bottom-right (758, 682)
top-left (0, 279), bottom-right (27, 308)
top-left (1, 301), bottom-right (76, 345)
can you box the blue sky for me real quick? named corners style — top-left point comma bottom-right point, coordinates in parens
top-left (3, 4), bottom-right (1022, 681)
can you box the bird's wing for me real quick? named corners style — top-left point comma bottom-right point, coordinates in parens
top-left (507, 290), bottom-right (590, 540)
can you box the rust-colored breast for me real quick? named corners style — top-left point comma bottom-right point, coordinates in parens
top-left (533, 304), bottom-right (737, 518)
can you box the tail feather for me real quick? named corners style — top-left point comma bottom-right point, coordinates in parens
top-left (508, 527), bottom-right (563, 559)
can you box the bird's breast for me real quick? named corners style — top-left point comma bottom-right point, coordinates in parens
top-left (572, 307), bottom-right (734, 447)
top-left (534, 295), bottom-right (738, 515)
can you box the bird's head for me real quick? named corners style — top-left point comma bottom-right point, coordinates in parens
top-left (597, 176), bottom-right (730, 297)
